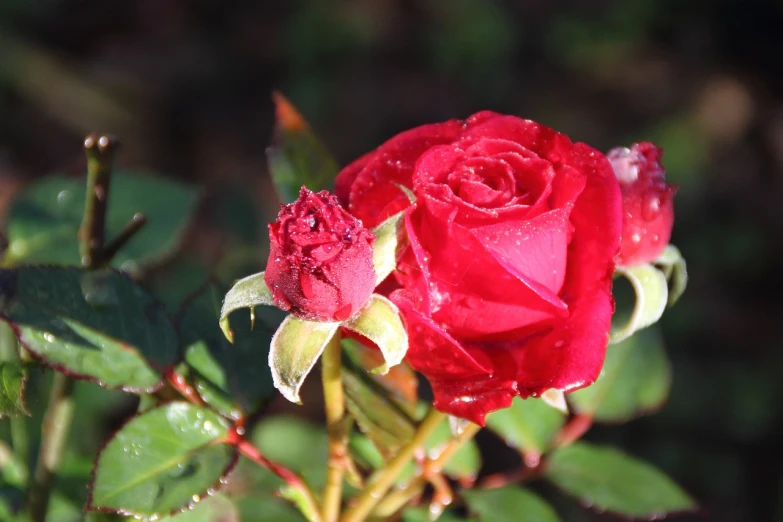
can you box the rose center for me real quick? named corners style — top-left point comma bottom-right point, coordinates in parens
top-left (447, 157), bottom-right (515, 208)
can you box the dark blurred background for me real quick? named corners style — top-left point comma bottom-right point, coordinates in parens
top-left (1, 1), bottom-right (781, 521)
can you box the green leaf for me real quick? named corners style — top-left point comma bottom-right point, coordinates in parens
top-left (0, 361), bottom-right (29, 417)
top-left (568, 327), bottom-right (671, 422)
top-left (485, 397), bottom-right (565, 460)
top-left (252, 416), bottom-right (328, 491)
top-left (545, 442), bottom-right (696, 518)
top-left (342, 343), bottom-right (416, 458)
top-left (0, 440), bottom-right (29, 487)
top-left (343, 295), bottom-right (407, 375)
top-left (403, 507), bottom-right (473, 522)
top-left (0, 267), bottom-right (178, 392)
top-left (89, 402), bottom-right (236, 518)
top-left (270, 316), bottom-right (339, 404)
top-left (653, 244), bottom-right (688, 307)
top-left (219, 271), bottom-right (275, 342)
top-left (610, 263), bottom-right (668, 344)
top-left (371, 212), bottom-right (406, 285)
top-left (180, 283), bottom-right (277, 420)
top-left (463, 486), bottom-right (560, 522)
top-left (267, 92), bottom-right (339, 203)
top-left (157, 493), bottom-right (238, 522)
top-left (228, 458), bottom-right (308, 522)
top-left (4, 171), bottom-right (199, 271)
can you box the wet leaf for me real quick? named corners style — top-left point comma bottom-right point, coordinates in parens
top-left (464, 486), bottom-right (560, 522)
top-left (157, 493), bottom-right (238, 522)
top-left (653, 244), bottom-right (688, 307)
top-left (0, 267), bottom-right (178, 392)
top-left (269, 316), bottom-right (339, 404)
top-left (342, 295), bottom-right (407, 375)
top-left (267, 92), bottom-right (338, 204)
top-left (610, 263), bottom-right (668, 344)
top-left (180, 283), bottom-right (278, 420)
top-left (568, 327), bottom-right (671, 422)
top-left (403, 507), bottom-right (472, 522)
top-left (89, 403), bottom-right (237, 518)
top-left (4, 171), bottom-right (199, 271)
top-left (371, 211), bottom-right (406, 285)
top-left (0, 361), bottom-right (29, 417)
top-left (546, 442), bottom-right (696, 518)
top-left (486, 397), bottom-right (566, 460)
top-left (219, 271), bottom-right (275, 342)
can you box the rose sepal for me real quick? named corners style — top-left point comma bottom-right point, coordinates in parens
top-left (219, 271), bottom-right (274, 342)
top-left (341, 294), bottom-right (408, 375)
top-left (652, 244), bottom-right (688, 307)
top-left (610, 264), bottom-right (668, 344)
top-left (269, 316), bottom-right (341, 404)
top-left (370, 211), bottom-right (407, 285)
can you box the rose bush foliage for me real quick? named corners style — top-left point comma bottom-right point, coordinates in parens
top-left (336, 111), bottom-right (624, 424)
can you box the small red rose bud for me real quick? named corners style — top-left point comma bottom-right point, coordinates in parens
top-left (608, 142), bottom-right (677, 266)
top-left (265, 187), bottom-right (376, 322)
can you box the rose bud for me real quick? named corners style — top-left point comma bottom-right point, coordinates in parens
top-left (336, 111), bottom-right (623, 424)
top-left (264, 187), bottom-right (376, 322)
top-left (608, 142), bottom-right (677, 266)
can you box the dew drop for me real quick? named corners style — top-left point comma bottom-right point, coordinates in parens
top-left (56, 190), bottom-right (71, 205)
top-left (191, 494), bottom-right (200, 503)
top-left (642, 194), bottom-right (662, 221)
top-left (43, 332), bottom-right (56, 343)
top-left (202, 420), bottom-right (213, 432)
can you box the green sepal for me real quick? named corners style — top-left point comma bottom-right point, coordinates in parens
top-left (342, 294), bottom-right (407, 375)
top-left (219, 271), bottom-right (275, 342)
top-left (610, 263), bottom-right (668, 344)
top-left (269, 316), bottom-right (339, 404)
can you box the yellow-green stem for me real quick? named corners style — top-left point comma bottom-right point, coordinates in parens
top-left (321, 333), bottom-right (346, 522)
top-left (372, 421), bottom-right (481, 519)
top-left (340, 409), bottom-right (446, 522)
top-left (27, 373), bottom-right (75, 522)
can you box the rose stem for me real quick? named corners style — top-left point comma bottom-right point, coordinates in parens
top-left (372, 421), bottom-right (481, 519)
top-left (321, 332), bottom-right (347, 522)
top-left (28, 135), bottom-right (121, 522)
top-left (340, 409), bottom-right (446, 522)
top-left (230, 433), bottom-right (322, 522)
top-left (0, 323), bottom-right (28, 467)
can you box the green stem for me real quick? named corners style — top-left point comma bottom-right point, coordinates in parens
top-left (321, 333), bottom-right (346, 522)
top-left (0, 323), bottom-right (28, 468)
top-left (28, 134), bottom-right (119, 522)
top-left (340, 409), bottom-right (446, 522)
top-left (372, 421), bottom-right (481, 518)
top-left (27, 373), bottom-right (75, 522)
top-left (79, 134), bottom-right (117, 268)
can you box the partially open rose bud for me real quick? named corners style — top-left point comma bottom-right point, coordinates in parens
top-left (264, 187), bottom-right (376, 322)
top-left (608, 142), bottom-right (677, 266)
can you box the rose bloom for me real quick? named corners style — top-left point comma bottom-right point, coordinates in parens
top-left (336, 111), bottom-right (622, 424)
top-left (265, 187), bottom-right (376, 323)
top-left (608, 142), bottom-right (676, 267)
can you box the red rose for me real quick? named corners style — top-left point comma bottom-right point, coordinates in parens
top-left (265, 187), bottom-right (376, 322)
top-left (608, 142), bottom-right (676, 266)
top-left (336, 111), bottom-right (622, 424)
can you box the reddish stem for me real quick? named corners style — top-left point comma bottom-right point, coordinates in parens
top-left (165, 369), bottom-right (207, 407)
top-left (554, 413), bottom-right (593, 448)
